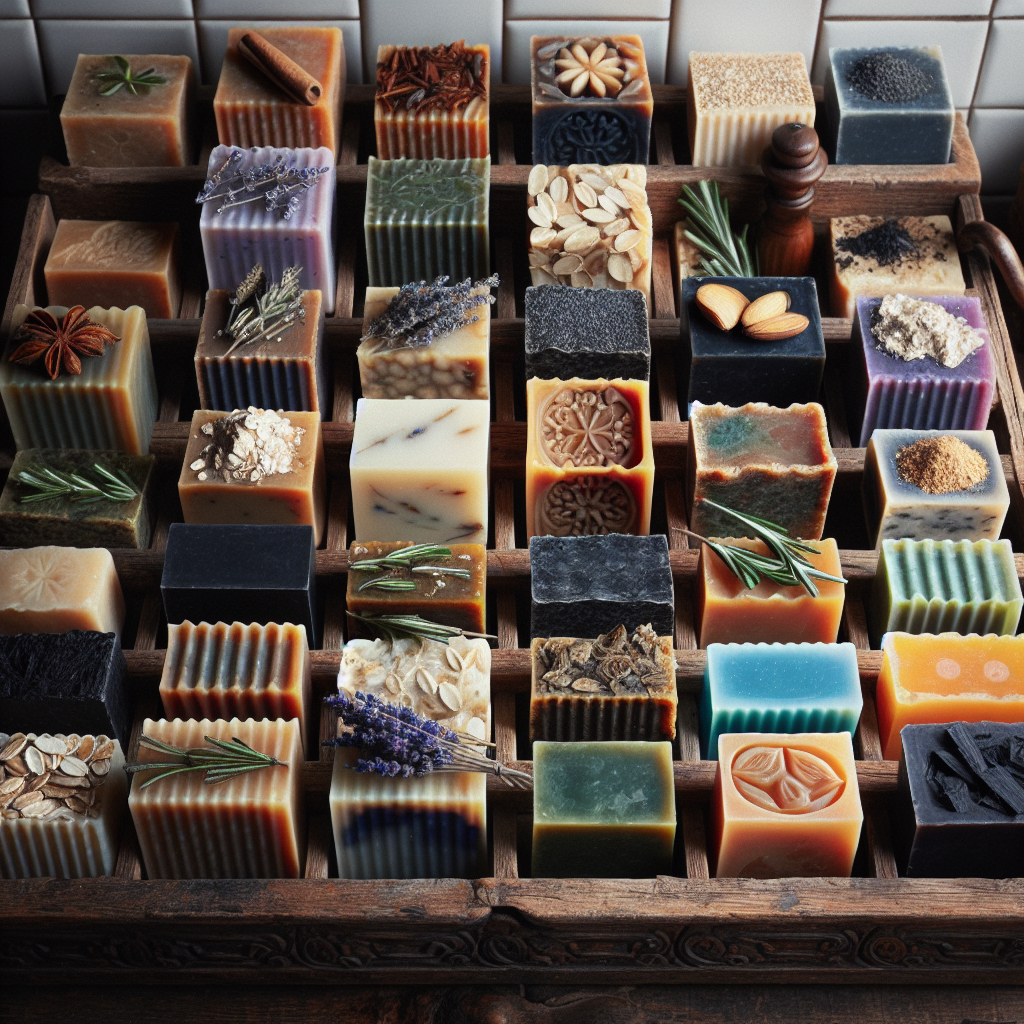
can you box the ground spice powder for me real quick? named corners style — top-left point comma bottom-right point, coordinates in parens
top-left (895, 435), bottom-right (990, 494)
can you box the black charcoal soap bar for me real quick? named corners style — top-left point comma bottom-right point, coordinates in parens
top-left (525, 285), bottom-right (651, 382)
top-left (0, 630), bottom-right (129, 746)
top-left (161, 524), bottom-right (319, 647)
top-left (530, 533), bottom-right (674, 639)
top-left (893, 721), bottom-right (1024, 879)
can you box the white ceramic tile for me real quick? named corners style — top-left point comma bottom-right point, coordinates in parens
top-left (198, 19), bottom-right (363, 85)
top-left (194, 0), bottom-right (360, 18)
top-left (360, 0), bottom-right (502, 82)
top-left (503, 18), bottom-right (670, 85)
top-left (0, 19), bottom-right (45, 105)
top-left (505, 0), bottom-right (671, 16)
top-left (0, 0), bottom-right (30, 16)
top-left (812, 20), bottom-right (988, 107)
top-left (667, 0), bottom-right (820, 86)
top-left (993, 0), bottom-right (1024, 14)
top-left (968, 107), bottom-right (1024, 194)
top-left (825, 0), bottom-right (989, 14)
top-left (32, 0), bottom-right (192, 15)
top-left (974, 19), bottom-right (1024, 106)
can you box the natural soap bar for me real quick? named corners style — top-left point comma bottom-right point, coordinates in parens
top-left (349, 397), bottom-right (490, 545)
top-left (700, 642), bottom-right (863, 758)
top-left (530, 533), bottom-right (674, 639)
top-left (532, 740), bottom-right (676, 878)
top-left (712, 732), bottom-right (863, 877)
top-left (876, 632), bottom-right (1024, 761)
top-left (129, 717), bottom-right (304, 879)
top-left (526, 376), bottom-right (654, 539)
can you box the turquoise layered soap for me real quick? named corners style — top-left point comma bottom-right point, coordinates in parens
top-left (700, 642), bottom-right (863, 759)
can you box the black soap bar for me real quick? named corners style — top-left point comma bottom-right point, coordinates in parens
top-left (893, 721), bottom-right (1024, 879)
top-left (0, 630), bottom-right (129, 747)
top-left (161, 524), bottom-right (319, 647)
top-left (681, 276), bottom-right (825, 410)
top-left (525, 285), bottom-right (650, 382)
top-left (530, 534), bottom-right (674, 639)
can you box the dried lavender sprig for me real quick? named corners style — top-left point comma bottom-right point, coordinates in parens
top-left (196, 151), bottom-right (329, 220)
top-left (220, 265), bottom-right (306, 354)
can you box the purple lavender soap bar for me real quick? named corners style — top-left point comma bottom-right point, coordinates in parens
top-left (854, 294), bottom-right (995, 447)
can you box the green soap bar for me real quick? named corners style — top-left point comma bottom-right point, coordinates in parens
top-left (0, 448), bottom-right (156, 549)
top-left (532, 740), bottom-right (676, 878)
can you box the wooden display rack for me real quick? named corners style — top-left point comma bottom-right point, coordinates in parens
top-left (1, 85), bottom-right (1023, 988)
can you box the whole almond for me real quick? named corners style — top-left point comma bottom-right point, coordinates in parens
top-left (695, 283), bottom-right (749, 331)
top-left (740, 290), bottom-right (790, 328)
top-left (743, 312), bottom-right (810, 341)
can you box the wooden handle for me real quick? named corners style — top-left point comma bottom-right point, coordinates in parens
top-left (238, 30), bottom-right (322, 107)
top-left (957, 219), bottom-right (1024, 311)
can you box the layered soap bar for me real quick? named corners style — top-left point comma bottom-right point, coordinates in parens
top-left (688, 52), bottom-right (815, 167)
top-left (698, 537), bottom-right (845, 647)
top-left (530, 625), bottom-right (677, 742)
top-left (531, 36), bottom-right (653, 166)
top-left (894, 722), bottom-right (1024, 878)
top-left (60, 54), bottom-right (194, 167)
top-left (712, 732), bottom-right (863, 877)
top-left (214, 26), bottom-right (345, 156)
top-left (526, 377), bottom-right (654, 539)
top-left (524, 285), bottom-right (650, 382)
top-left (530, 533), bottom-right (674, 639)
top-left (349, 397), bottom-right (490, 545)
top-left (688, 402), bottom-right (837, 541)
top-left (364, 156), bottom-right (489, 287)
top-left (700, 642), bottom-right (862, 758)
top-left (532, 740), bottom-right (675, 878)
top-left (0, 631), bottom-right (129, 747)
top-left (129, 717), bottom-right (304, 879)
top-left (0, 448), bottom-right (156, 549)
top-left (0, 304), bottom-right (158, 454)
top-left (877, 632), bottom-right (1024, 761)
top-left (864, 429), bottom-right (1010, 547)
top-left (870, 538), bottom-right (1022, 643)
top-left (0, 733), bottom-right (125, 879)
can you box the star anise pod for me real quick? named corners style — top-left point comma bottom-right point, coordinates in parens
top-left (9, 306), bottom-right (120, 379)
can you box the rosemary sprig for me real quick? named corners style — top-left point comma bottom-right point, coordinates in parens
top-left (94, 56), bottom-right (167, 96)
top-left (125, 735), bottom-right (287, 789)
top-left (16, 462), bottom-right (139, 506)
top-left (219, 265), bottom-right (305, 354)
top-left (358, 578), bottom-right (418, 592)
top-left (678, 180), bottom-right (758, 277)
top-left (347, 611), bottom-right (495, 645)
top-left (349, 543), bottom-right (456, 571)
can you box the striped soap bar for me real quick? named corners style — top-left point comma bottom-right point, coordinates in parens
top-left (870, 538), bottom-right (1023, 644)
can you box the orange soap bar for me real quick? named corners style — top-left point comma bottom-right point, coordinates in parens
top-left (876, 632), bottom-right (1024, 761)
top-left (697, 537), bottom-right (845, 647)
top-left (712, 732), bottom-right (863, 878)
top-left (44, 220), bottom-right (181, 319)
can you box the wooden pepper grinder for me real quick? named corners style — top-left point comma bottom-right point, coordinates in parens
top-left (758, 122), bottom-right (828, 277)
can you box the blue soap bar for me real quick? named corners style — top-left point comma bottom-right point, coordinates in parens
top-left (700, 642), bottom-right (863, 759)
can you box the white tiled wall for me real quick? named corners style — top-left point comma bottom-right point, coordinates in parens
top-left (1, 0), bottom-right (1021, 195)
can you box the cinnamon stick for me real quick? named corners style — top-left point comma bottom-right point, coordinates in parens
top-left (238, 30), bottom-right (323, 106)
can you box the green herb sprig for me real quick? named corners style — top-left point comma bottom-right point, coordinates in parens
top-left (347, 611), bottom-right (495, 645)
top-left (678, 180), bottom-right (758, 277)
top-left (351, 543), bottom-right (473, 592)
top-left (125, 735), bottom-right (287, 789)
top-left (16, 462), bottom-right (139, 506)
top-left (220, 264), bottom-right (305, 354)
top-left (94, 56), bottom-right (168, 96)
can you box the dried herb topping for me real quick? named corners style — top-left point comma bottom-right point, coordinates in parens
top-left (377, 41), bottom-right (486, 114)
top-left (836, 218), bottom-right (919, 268)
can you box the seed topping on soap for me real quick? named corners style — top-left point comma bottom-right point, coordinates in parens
top-left (846, 51), bottom-right (932, 104)
top-left (191, 408), bottom-right (305, 483)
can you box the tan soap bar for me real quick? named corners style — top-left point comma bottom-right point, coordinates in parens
top-left (0, 546), bottom-right (125, 636)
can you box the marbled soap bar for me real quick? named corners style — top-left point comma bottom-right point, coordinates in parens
top-left (532, 740), bottom-right (675, 878)
top-left (530, 625), bottom-right (677, 742)
top-left (130, 717), bottom-right (304, 879)
top-left (700, 642), bottom-right (862, 758)
top-left (688, 402), bottom-right (837, 541)
top-left (0, 733), bottom-right (125, 879)
top-left (524, 285), bottom-right (650, 382)
top-left (688, 52), bottom-right (815, 167)
top-left (214, 26), bottom-right (345, 156)
top-left (346, 542), bottom-right (486, 635)
top-left (364, 156), bottom-right (489, 287)
top-left (713, 732), bottom-right (863, 877)
top-left (349, 397), bottom-right (490, 545)
top-left (60, 54), bottom-right (194, 167)
top-left (854, 295), bottom-right (996, 446)
top-left (894, 722), bottom-right (1024, 878)
top-left (531, 36), bottom-right (653, 166)
top-left (200, 145), bottom-right (336, 312)
top-left (0, 631), bottom-right (129, 747)
top-left (825, 47), bottom-right (954, 165)
top-left (864, 429), bottom-right (1009, 547)
top-left (526, 377), bottom-right (654, 539)
top-left (0, 304), bottom-right (158, 454)
top-left (0, 448), bottom-right (156, 549)
top-left (530, 533), bottom-right (674, 639)
top-left (698, 538), bottom-right (845, 647)
top-left (870, 538), bottom-right (1023, 644)
top-left (876, 632), bottom-right (1024, 761)
top-left (196, 288), bottom-right (327, 415)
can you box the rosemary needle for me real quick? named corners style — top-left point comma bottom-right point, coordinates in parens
top-left (16, 462), bottom-right (139, 505)
top-left (678, 180), bottom-right (759, 277)
top-left (125, 735), bottom-right (286, 788)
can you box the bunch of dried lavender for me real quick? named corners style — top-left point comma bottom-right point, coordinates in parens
top-left (196, 149), bottom-right (329, 219)
top-left (361, 274), bottom-right (499, 352)
top-left (218, 264), bottom-right (306, 353)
